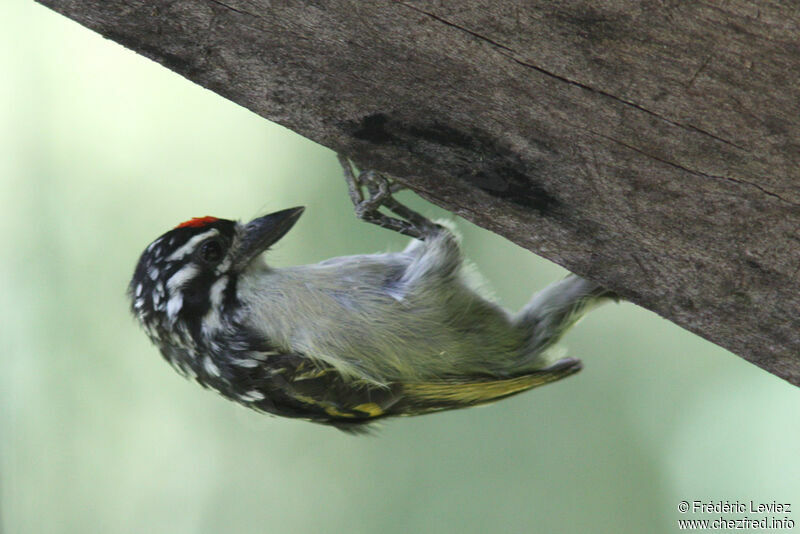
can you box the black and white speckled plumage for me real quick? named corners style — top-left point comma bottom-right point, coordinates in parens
top-left (129, 207), bottom-right (614, 432)
top-left (128, 212), bottom-right (389, 431)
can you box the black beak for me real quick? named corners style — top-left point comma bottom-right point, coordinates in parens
top-left (232, 207), bottom-right (305, 270)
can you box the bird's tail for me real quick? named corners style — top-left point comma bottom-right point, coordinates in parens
top-left (512, 274), bottom-right (618, 370)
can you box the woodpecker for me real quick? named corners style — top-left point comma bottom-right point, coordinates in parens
top-left (128, 156), bottom-right (617, 432)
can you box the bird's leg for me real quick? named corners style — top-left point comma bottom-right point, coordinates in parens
top-left (338, 154), bottom-right (440, 240)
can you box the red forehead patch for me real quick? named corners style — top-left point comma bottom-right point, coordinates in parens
top-left (175, 216), bottom-right (219, 229)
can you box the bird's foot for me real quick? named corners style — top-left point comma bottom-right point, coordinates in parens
top-left (337, 154), bottom-right (439, 240)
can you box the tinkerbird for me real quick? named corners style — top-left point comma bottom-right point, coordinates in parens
top-left (128, 156), bottom-right (617, 432)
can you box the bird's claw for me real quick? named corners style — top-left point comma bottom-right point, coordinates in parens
top-left (338, 154), bottom-right (439, 240)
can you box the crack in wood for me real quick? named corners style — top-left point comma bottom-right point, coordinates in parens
top-left (591, 130), bottom-right (799, 208)
top-left (392, 1), bottom-right (747, 152)
top-left (207, 0), bottom-right (260, 19)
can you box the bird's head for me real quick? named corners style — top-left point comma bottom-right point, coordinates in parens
top-left (128, 207), bottom-right (304, 347)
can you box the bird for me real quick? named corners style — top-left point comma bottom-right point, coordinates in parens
top-left (128, 156), bottom-right (617, 432)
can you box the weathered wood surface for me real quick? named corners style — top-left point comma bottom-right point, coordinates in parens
top-left (36, 0), bottom-right (800, 385)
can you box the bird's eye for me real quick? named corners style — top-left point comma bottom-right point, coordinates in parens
top-left (198, 239), bottom-right (224, 264)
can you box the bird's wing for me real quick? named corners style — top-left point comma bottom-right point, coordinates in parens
top-left (246, 354), bottom-right (581, 432)
top-left (394, 357), bottom-right (583, 415)
top-left (242, 352), bottom-right (402, 432)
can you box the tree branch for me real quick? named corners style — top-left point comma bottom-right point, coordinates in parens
top-left (35, 0), bottom-right (800, 385)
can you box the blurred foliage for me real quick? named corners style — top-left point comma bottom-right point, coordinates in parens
top-left (1, 2), bottom-right (798, 533)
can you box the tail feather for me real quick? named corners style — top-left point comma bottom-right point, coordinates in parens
top-left (515, 274), bottom-right (618, 365)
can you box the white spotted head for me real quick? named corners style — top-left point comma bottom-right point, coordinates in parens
top-left (128, 208), bottom-right (304, 372)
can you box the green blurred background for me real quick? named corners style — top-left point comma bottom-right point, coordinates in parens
top-left (2, 3), bottom-right (798, 533)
